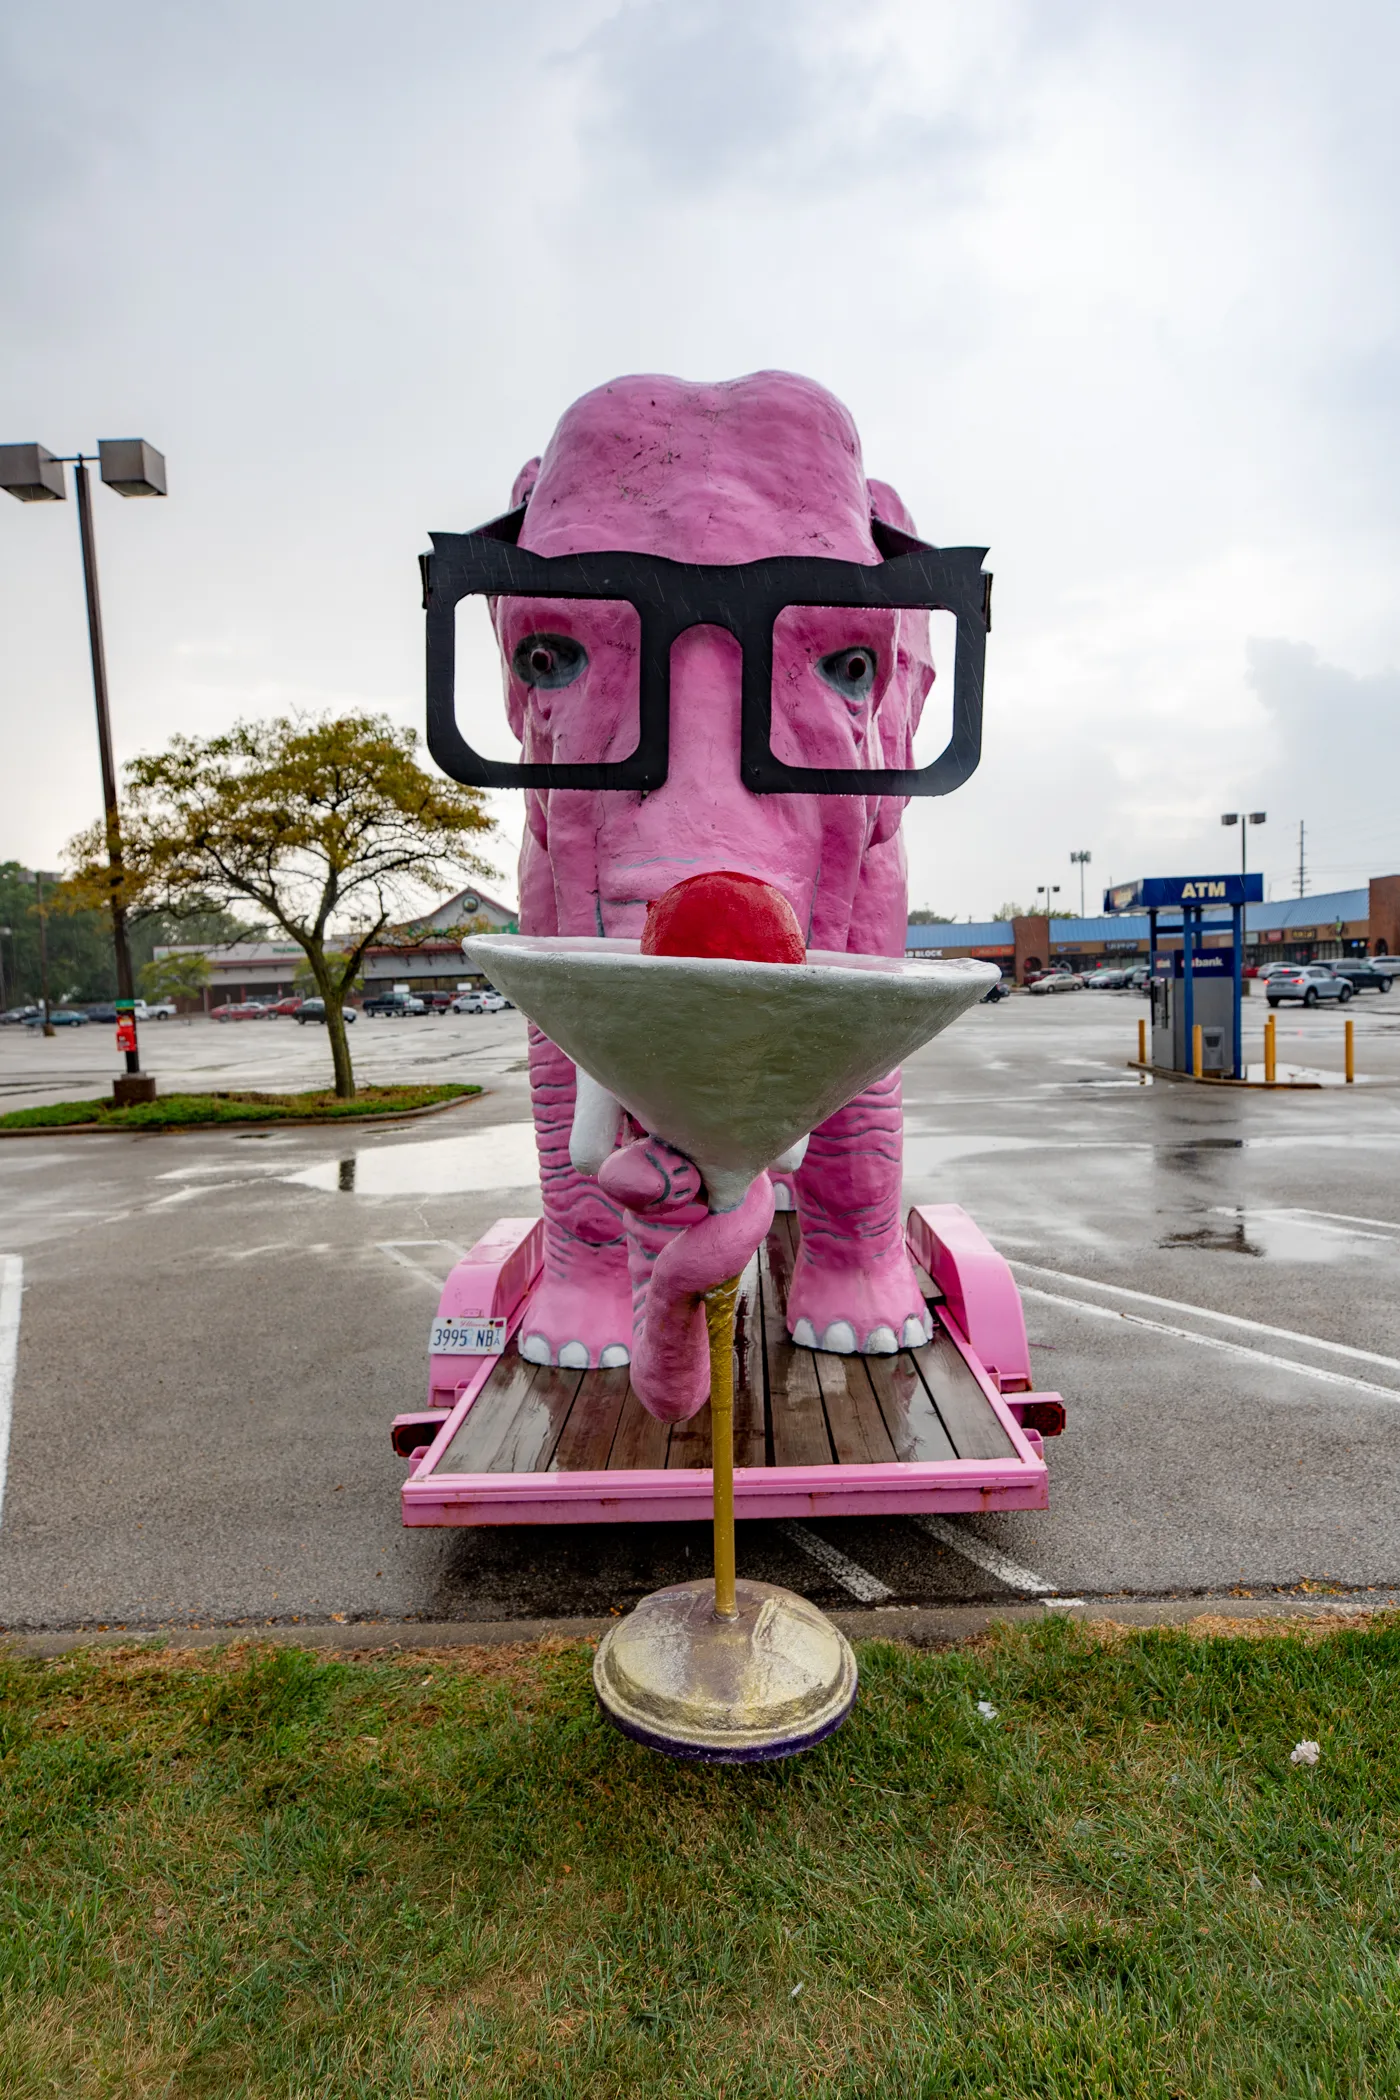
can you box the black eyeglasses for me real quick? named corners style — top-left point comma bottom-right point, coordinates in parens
top-left (421, 505), bottom-right (991, 797)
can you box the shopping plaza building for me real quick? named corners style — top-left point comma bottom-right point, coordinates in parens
top-left (159, 874), bottom-right (1400, 1005)
top-left (905, 874), bottom-right (1400, 986)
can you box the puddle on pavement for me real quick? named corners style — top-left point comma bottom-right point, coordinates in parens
top-left (285, 1122), bottom-right (539, 1195)
top-left (1160, 1205), bottom-right (1400, 1263)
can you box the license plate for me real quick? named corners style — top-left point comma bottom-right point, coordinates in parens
top-left (429, 1315), bottom-right (507, 1355)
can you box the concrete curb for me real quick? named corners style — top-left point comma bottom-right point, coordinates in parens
top-left (0, 1088), bottom-right (485, 1140)
top-left (6, 1593), bottom-right (1398, 1659)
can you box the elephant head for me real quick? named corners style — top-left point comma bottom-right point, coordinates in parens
top-left (500, 370), bottom-right (935, 961)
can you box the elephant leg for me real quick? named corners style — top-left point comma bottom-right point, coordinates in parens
top-left (517, 1026), bottom-right (634, 1369)
top-left (785, 1070), bottom-right (931, 1356)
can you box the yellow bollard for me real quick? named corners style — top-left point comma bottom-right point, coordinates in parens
top-left (1192, 1022), bottom-right (1203, 1079)
top-left (1137, 1017), bottom-right (1147, 1067)
top-left (1264, 1012), bottom-right (1276, 1085)
top-left (1346, 1016), bottom-right (1355, 1084)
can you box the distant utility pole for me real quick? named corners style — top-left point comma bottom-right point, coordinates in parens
top-left (1297, 820), bottom-right (1306, 898)
top-left (29, 871), bottom-right (54, 1036)
top-left (1070, 849), bottom-right (1091, 918)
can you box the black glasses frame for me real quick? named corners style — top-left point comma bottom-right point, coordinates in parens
top-left (421, 506), bottom-right (991, 796)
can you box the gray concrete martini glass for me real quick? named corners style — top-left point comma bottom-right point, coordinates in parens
top-left (466, 934), bottom-right (997, 1759)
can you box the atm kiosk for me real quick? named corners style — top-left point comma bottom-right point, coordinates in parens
top-left (1104, 873), bottom-right (1262, 1080)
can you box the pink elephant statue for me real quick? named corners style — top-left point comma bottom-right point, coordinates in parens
top-left (482, 371), bottom-right (943, 1371)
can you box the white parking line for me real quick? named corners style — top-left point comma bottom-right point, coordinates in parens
top-left (0, 1256), bottom-right (23, 1532)
top-left (1021, 1285), bottom-right (1400, 1404)
top-left (1011, 1261), bottom-right (1400, 1374)
top-left (1245, 1206), bottom-right (1400, 1236)
top-left (776, 1521), bottom-right (893, 1602)
top-left (377, 1241), bottom-right (466, 1291)
top-left (912, 1513), bottom-right (1055, 1594)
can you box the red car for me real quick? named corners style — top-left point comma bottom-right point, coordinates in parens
top-left (211, 1001), bottom-right (269, 1022)
top-left (264, 996), bottom-right (305, 1017)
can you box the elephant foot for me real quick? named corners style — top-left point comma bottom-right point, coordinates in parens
top-left (786, 1244), bottom-right (932, 1357)
top-left (517, 1271), bottom-right (633, 1370)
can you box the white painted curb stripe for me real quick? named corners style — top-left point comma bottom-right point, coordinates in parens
top-left (1011, 1261), bottom-right (1400, 1374)
top-left (0, 1256), bottom-right (23, 1533)
top-left (1021, 1285), bottom-right (1400, 1404)
top-left (777, 1521), bottom-right (892, 1602)
top-left (912, 1513), bottom-right (1055, 1594)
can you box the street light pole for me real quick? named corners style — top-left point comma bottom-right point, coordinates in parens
top-left (1070, 849), bottom-right (1091, 919)
top-left (1221, 812), bottom-right (1266, 962)
top-left (72, 458), bottom-right (139, 1074)
top-left (1, 436), bottom-right (166, 1101)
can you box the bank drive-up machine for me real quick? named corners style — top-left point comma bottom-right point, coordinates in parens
top-left (1106, 872), bottom-right (1263, 1079)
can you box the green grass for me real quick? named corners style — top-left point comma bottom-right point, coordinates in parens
top-left (2, 1615), bottom-right (1397, 2097)
top-left (0, 1083), bottom-right (480, 1132)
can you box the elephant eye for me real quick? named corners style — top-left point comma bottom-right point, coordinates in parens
top-left (816, 646), bottom-right (878, 702)
top-left (512, 633), bottom-right (588, 689)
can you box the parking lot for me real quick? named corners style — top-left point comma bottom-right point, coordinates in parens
top-left (2, 989), bottom-right (1399, 1636)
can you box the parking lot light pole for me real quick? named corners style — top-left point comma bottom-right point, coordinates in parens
top-left (1221, 812), bottom-right (1266, 962)
top-left (1070, 849), bottom-right (1091, 919)
top-left (0, 438), bottom-right (167, 1098)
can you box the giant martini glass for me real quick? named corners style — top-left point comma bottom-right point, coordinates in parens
top-left (465, 934), bottom-right (998, 1760)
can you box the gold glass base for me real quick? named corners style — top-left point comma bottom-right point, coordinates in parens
top-left (593, 1577), bottom-right (857, 1763)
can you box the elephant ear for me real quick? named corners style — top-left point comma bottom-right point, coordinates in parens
top-left (511, 455), bottom-right (542, 508)
top-left (866, 479), bottom-right (935, 818)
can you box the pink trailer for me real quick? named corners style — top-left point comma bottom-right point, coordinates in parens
top-left (397, 1204), bottom-right (1062, 1528)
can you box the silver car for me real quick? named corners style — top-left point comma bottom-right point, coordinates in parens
top-left (1265, 965), bottom-right (1352, 1007)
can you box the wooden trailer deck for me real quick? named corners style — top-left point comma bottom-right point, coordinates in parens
top-left (400, 1210), bottom-right (1055, 1527)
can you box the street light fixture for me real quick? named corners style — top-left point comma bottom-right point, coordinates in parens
top-left (1, 437), bottom-right (167, 1099)
top-left (1221, 811), bottom-right (1266, 960)
top-left (1069, 849), bottom-right (1091, 918)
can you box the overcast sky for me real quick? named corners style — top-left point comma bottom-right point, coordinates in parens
top-left (3, 0), bottom-right (1398, 919)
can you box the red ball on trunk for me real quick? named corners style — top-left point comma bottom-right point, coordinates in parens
top-left (641, 871), bottom-right (806, 965)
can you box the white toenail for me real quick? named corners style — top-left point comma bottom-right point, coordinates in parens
top-left (901, 1315), bottom-right (930, 1348)
top-left (599, 1344), bottom-right (631, 1368)
top-left (771, 1181), bottom-right (795, 1211)
top-left (791, 1317), bottom-right (818, 1349)
top-left (557, 1341), bottom-right (589, 1368)
top-left (818, 1320), bottom-right (858, 1354)
top-left (864, 1325), bottom-right (898, 1355)
top-left (519, 1333), bottom-right (551, 1365)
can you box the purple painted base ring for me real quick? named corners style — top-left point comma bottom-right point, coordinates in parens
top-left (592, 1577), bottom-right (858, 1764)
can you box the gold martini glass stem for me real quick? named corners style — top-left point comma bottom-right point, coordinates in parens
top-left (704, 1272), bottom-right (743, 1622)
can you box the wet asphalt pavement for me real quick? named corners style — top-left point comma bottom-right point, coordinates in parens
top-left (1, 992), bottom-right (1399, 1634)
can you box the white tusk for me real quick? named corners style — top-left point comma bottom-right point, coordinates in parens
top-left (569, 1066), bottom-right (623, 1177)
top-left (772, 1133), bottom-right (809, 1174)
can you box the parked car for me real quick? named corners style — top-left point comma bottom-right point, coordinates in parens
top-left (1370, 954), bottom-right (1400, 980)
top-left (980, 979), bottom-right (1011, 1003)
top-left (134, 999), bottom-right (177, 1021)
top-left (1266, 966), bottom-right (1351, 1007)
top-left (1084, 967), bottom-right (1128, 989)
top-left (1332, 960), bottom-right (1392, 995)
top-left (0, 1005), bottom-right (39, 1026)
top-left (22, 1006), bottom-right (87, 1026)
top-left (450, 989), bottom-right (487, 1014)
top-left (295, 998), bottom-right (357, 1024)
top-left (362, 992), bottom-right (426, 1017)
top-left (1252, 961), bottom-right (1297, 981)
top-left (264, 996), bottom-right (306, 1017)
top-left (1028, 970), bottom-right (1084, 995)
top-left (85, 1003), bottom-right (118, 1022)
top-left (211, 1001), bottom-right (270, 1021)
